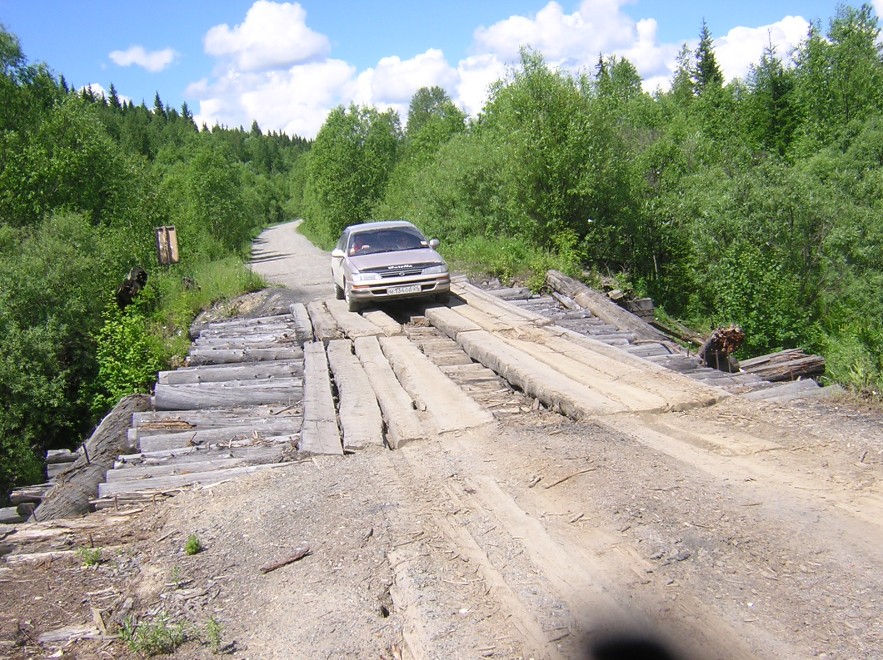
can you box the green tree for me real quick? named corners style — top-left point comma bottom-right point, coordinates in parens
top-left (693, 20), bottom-right (724, 95)
top-left (302, 104), bottom-right (401, 244)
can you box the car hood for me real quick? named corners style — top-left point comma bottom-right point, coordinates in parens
top-left (348, 248), bottom-right (445, 271)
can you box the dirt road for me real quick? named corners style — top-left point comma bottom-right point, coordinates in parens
top-left (3, 221), bottom-right (882, 659)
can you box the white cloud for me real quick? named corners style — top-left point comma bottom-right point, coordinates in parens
top-left (184, 0), bottom-right (823, 139)
top-left (715, 16), bottom-right (810, 82)
top-left (109, 45), bottom-right (178, 73)
top-left (204, 0), bottom-right (330, 72)
top-left (456, 54), bottom-right (507, 117)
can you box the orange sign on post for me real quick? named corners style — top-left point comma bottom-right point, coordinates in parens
top-left (155, 226), bottom-right (180, 265)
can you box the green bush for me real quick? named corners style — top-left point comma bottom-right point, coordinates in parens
top-left (90, 301), bottom-right (164, 416)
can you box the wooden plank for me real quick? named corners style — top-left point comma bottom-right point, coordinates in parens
top-left (741, 379), bottom-right (824, 402)
top-left (290, 302), bottom-right (314, 344)
top-left (158, 361), bottom-right (303, 385)
top-left (327, 340), bottom-right (384, 451)
top-left (379, 335), bottom-right (494, 433)
top-left (136, 420), bottom-right (300, 453)
top-left (106, 452), bottom-right (285, 481)
top-left (545, 270), bottom-right (670, 343)
top-left (187, 346), bottom-right (305, 365)
top-left (325, 298), bottom-right (385, 338)
top-left (97, 462), bottom-right (296, 497)
top-left (360, 309), bottom-right (404, 336)
top-left (153, 379), bottom-right (303, 410)
top-left (116, 444), bottom-right (288, 466)
top-left (354, 336), bottom-right (424, 448)
top-left (307, 301), bottom-right (343, 344)
top-left (132, 406), bottom-right (300, 429)
top-left (299, 342), bottom-right (343, 455)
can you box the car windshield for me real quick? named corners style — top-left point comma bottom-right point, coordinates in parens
top-left (347, 228), bottom-right (427, 256)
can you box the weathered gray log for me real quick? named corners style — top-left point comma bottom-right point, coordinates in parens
top-left (32, 394), bottom-right (151, 521)
top-left (545, 270), bottom-right (670, 343)
top-left (97, 462), bottom-right (295, 498)
top-left (327, 340), bottom-right (384, 451)
top-left (299, 342), bottom-right (343, 454)
top-left (152, 379), bottom-right (303, 410)
top-left (106, 452), bottom-right (285, 482)
top-left (739, 349), bottom-right (826, 382)
top-left (379, 335), bottom-right (494, 433)
top-left (190, 313), bottom-right (294, 338)
top-left (325, 299), bottom-right (385, 338)
top-left (193, 337), bottom-right (300, 350)
top-left (290, 303), bottom-right (314, 344)
top-left (115, 444), bottom-right (286, 467)
top-left (158, 361), bottom-right (303, 385)
top-left (187, 347), bottom-right (304, 365)
top-left (132, 405), bottom-right (300, 429)
top-left (135, 421), bottom-right (300, 453)
top-left (354, 336), bottom-right (424, 448)
top-left (306, 301), bottom-right (343, 344)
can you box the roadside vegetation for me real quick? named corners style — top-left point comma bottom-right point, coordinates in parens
top-left (2, 3), bottom-right (882, 496)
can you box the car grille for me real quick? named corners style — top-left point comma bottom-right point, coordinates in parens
top-left (362, 263), bottom-right (435, 278)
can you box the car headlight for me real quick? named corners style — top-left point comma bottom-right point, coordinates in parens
top-left (423, 264), bottom-right (449, 275)
top-left (351, 272), bottom-right (382, 283)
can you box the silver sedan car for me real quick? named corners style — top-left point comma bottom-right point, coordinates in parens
top-left (330, 220), bottom-right (451, 312)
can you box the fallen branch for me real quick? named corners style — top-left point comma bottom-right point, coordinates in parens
top-left (544, 467), bottom-right (596, 490)
top-left (259, 546), bottom-right (311, 574)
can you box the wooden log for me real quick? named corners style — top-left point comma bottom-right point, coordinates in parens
top-left (152, 379), bottom-right (303, 410)
top-left (158, 361), bottom-right (303, 385)
top-left (197, 323), bottom-right (296, 337)
top-left (190, 313), bottom-right (294, 338)
top-left (187, 346), bottom-right (304, 365)
top-left (327, 340), bottom-right (384, 451)
top-left (354, 336), bottom-right (424, 448)
top-left (306, 301), bottom-right (343, 344)
top-left (545, 270), bottom-right (670, 343)
top-left (137, 425), bottom-right (299, 454)
top-left (97, 461), bottom-right (296, 498)
top-left (325, 299), bottom-right (385, 338)
top-left (290, 303), bottom-right (314, 344)
top-left (132, 405), bottom-right (300, 429)
top-left (32, 394), bottom-right (152, 521)
top-left (106, 453), bottom-right (285, 482)
top-left (115, 444), bottom-right (289, 466)
top-left (299, 342), bottom-right (343, 455)
top-left (740, 352), bottom-right (826, 382)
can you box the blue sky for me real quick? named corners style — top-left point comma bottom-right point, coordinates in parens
top-left (0, 1), bottom-right (872, 138)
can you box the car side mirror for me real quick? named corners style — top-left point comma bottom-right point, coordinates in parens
top-left (331, 248), bottom-right (345, 258)
top-left (429, 238), bottom-right (440, 249)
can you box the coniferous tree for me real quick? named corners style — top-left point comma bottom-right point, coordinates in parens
top-left (693, 20), bottom-right (724, 95)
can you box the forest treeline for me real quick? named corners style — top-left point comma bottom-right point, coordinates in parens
top-left (295, 4), bottom-right (882, 396)
top-left (0, 25), bottom-right (310, 496)
top-left (2, 4), bottom-right (882, 496)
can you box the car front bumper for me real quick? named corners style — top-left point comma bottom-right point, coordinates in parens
top-left (349, 274), bottom-right (451, 302)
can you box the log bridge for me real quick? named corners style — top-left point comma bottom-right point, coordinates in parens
top-left (14, 273), bottom-right (832, 521)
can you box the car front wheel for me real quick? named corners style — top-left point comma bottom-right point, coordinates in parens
top-left (334, 282), bottom-right (344, 300)
top-left (344, 285), bottom-right (360, 313)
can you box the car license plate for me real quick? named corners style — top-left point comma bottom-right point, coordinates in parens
top-left (387, 284), bottom-right (421, 295)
